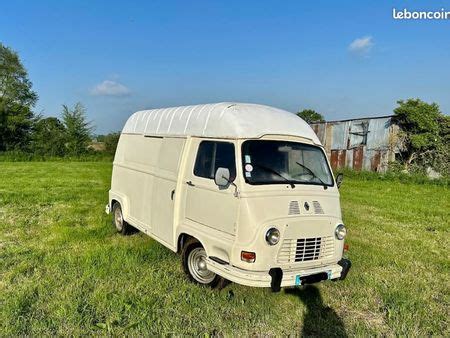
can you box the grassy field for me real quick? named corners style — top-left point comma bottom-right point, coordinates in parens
top-left (0, 162), bottom-right (448, 335)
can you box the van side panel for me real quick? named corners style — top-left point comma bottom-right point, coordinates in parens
top-left (111, 134), bottom-right (162, 227)
top-left (150, 137), bottom-right (186, 246)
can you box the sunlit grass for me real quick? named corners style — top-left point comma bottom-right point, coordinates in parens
top-left (0, 162), bottom-right (448, 335)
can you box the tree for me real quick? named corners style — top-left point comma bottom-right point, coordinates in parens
top-left (103, 132), bottom-right (120, 154)
top-left (297, 109), bottom-right (324, 124)
top-left (392, 98), bottom-right (448, 173)
top-left (434, 114), bottom-right (450, 175)
top-left (31, 117), bottom-right (66, 156)
top-left (0, 43), bottom-right (38, 151)
top-left (62, 102), bottom-right (94, 156)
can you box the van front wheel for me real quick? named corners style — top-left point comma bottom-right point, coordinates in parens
top-left (182, 239), bottom-right (227, 288)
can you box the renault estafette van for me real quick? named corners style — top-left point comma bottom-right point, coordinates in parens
top-left (106, 102), bottom-right (351, 291)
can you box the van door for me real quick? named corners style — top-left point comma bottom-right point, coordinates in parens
top-left (184, 139), bottom-right (238, 235)
top-left (151, 137), bottom-right (186, 247)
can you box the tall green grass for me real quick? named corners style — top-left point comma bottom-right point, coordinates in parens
top-left (0, 162), bottom-right (448, 335)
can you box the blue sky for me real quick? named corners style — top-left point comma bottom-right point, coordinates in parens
top-left (1, 0), bottom-right (449, 133)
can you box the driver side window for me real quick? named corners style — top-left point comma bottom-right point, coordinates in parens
top-left (194, 141), bottom-right (236, 180)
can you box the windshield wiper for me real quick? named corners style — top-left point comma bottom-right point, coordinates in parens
top-left (253, 163), bottom-right (295, 188)
top-left (295, 162), bottom-right (327, 186)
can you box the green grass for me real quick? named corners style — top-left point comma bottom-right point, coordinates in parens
top-left (0, 162), bottom-right (448, 335)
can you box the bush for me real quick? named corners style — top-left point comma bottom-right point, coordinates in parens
top-left (392, 98), bottom-right (449, 175)
top-left (0, 151), bottom-right (112, 162)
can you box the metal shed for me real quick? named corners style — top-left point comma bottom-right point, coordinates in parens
top-left (310, 116), bottom-right (399, 172)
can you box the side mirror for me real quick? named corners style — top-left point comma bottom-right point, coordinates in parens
top-left (214, 167), bottom-right (230, 187)
top-left (336, 173), bottom-right (344, 189)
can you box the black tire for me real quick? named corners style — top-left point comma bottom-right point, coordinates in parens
top-left (112, 203), bottom-right (133, 235)
top-left (182, 238), bottom-right (228, 289)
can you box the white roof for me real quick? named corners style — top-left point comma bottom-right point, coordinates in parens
top-left (122, 102), bottom-right (320, 144)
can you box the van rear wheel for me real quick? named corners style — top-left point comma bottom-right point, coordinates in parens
top-left (112, 203), bottom-right (132, 235)
top-left (182, 238), bottom-right (227, 289)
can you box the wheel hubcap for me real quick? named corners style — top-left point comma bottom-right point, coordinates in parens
top-left (188, 247), bottom-right (216, 284)
top-left (114, 208), bottom-right (123, 231)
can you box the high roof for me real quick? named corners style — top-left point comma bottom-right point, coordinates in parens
top-left (122, 102), bottom-right (320, 144)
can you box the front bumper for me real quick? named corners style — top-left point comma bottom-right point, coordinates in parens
top-left (205, 258), bottom-right (351, 290)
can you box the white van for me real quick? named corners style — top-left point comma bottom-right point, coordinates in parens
top-left (107, 102), bottom-right (351, 291)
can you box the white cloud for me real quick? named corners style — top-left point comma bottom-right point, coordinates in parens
top-left (348, 36), bottom-right (374, 56)
top-left (91, 80), bottom-right (131, 96)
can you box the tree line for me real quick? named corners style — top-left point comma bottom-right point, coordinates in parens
top-left (0, 43), bottom-right (119, 157)
top-left (1, 42), bottom-right (448, 174)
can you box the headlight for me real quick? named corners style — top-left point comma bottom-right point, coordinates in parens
top-left (265, 227), bottom-right (280, 245)
top-left (335, 224), bottom-right (347, 240)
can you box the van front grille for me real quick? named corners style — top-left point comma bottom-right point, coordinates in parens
top-left (296, 238), bottom-right (321, 261)
top-left (277, 236), bottom-right (334, 264)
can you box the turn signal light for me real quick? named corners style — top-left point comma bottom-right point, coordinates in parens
top-left (241, 251), bottom-right (256, 263)
top-left (344, 244), bottom-right (349, 252)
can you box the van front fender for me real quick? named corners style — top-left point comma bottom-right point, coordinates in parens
top-left (176, 221), bottom-right (235, 264)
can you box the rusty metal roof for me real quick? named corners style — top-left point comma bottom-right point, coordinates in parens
top-left (311, 115), bottom-right (394, 124)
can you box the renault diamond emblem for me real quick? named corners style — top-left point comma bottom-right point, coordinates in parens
top-left (304, 202), bottom-right (310, 211)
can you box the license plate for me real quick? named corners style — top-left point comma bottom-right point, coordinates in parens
top-left (295, 271), bottom-right (331, 286)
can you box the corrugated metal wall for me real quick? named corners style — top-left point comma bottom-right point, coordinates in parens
top-left (311, 116), bottom-right (398, 172)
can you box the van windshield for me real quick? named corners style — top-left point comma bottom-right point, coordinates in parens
top-left (241, 140), bottom-right (334, 187)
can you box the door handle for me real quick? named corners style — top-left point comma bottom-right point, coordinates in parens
top-left (186, 181), bottom-right (195, 187)
top-left (171, 189), bottom-right (175, 200)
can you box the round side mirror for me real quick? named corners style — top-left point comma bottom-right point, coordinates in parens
top-left (214, 167), bottom-right (230, 187)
